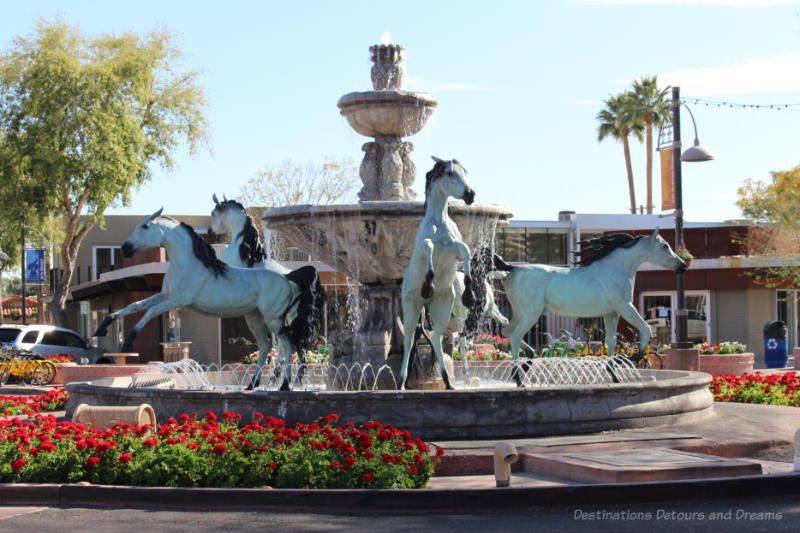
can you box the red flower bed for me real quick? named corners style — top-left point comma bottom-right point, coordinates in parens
top-left (0, 411), bottom-right (442, 488)
top-left (0, 388), bottom-right (68, 417)
top-left (710, 371), bottom-right (799, 407)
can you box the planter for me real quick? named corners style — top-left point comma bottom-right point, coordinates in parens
top-left (698, 353), bottom-right (754, 376)
top-left (794, 347), bottom-right (800, 370)
top-left (51, 363), bottom-right (78, 385)
top-left (664, 348), bottom-right (700, 371)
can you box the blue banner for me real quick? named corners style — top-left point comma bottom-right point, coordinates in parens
top-left (25, 248), bottom-right (45, 284)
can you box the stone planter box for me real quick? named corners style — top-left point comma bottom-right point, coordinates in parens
top-left (60, 364), bottom-right (150, 385)
top-left (698, 353), bottom-right (755, 376)
top-left (51, 363), bottom-right (77, 385)
top-left (794, 347), bottom-right (800, 370)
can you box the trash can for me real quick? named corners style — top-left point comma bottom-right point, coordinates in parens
top-left (763, 321), bottom-right (789, 368)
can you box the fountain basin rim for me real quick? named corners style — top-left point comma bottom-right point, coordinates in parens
top-left (65, 370), bottom-right (710, 397)
top-left (337, 90), bottom-right (438, 111)
top-left (261, 201), bottom-right (514, 224)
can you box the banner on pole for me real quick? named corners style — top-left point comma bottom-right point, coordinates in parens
top-left (25, 248), bottom-right (45, 284)
top-left (660, 148), bottom-right (675, 211)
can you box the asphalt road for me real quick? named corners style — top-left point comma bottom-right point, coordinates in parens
top-left (1, 497), bottom-right (799, 533)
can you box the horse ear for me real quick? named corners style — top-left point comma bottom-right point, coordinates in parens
top-left (223, 194), bottom-right (228, 202)
top-left (650, 227), bottom-right (659, 240)
top-left (212, 193), bottom-right (220, 205)
top-left (431, 156), bottom-right (444, 164)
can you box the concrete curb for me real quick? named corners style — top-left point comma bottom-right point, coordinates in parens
top-left (1, 473), bottom-right (798, 512)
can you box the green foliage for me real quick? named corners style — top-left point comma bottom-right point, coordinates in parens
top-left (735, 166), bottom-right (800, 286)
top-left (0, 18), bottom-right (210, 324)
top-left (710, 371), bottom-right (799, 407)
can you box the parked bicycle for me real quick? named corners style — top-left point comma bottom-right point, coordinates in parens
top-left (0, 346), bottom-right (57, 386)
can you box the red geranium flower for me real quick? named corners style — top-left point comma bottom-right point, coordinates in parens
top-left (86, 456), bottom-right (101, 468)
top-left (362, 473), bottom-right (373, 483)
top-left (11, 458), bottom-right (26, 471)
top-left (212, 444), bottom-right (227, 456)
top-left (118, 453), bottom-right (133, 464)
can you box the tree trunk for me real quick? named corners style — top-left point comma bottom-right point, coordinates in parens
top-left (645, 118), bottom-right (654, 215)
top-left (622, 134), bottom-right (637, 214)
top-left (51, 219), bottom-right (94, 328)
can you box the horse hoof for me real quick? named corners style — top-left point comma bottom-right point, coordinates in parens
top-left (121, 342), bottom-right (134, 353)
top-left (279, 380), bottom-right (290, 391)
top-left (461, 290), bottom-right (475, 308)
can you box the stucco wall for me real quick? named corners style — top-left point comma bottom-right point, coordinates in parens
top-left (712, 288), bottom-right (774, 364)
top-left (178, 308), bottom-right (220, 366)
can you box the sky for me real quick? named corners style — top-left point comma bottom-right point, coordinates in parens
top-left (2, 0), bottom-right (799, 225)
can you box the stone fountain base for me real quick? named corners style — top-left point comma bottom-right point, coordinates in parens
top-left (65, 370), bottom-right (713, 440)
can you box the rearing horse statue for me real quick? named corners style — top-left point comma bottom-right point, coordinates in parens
top-left (399, 157), bottom-right (476, 390)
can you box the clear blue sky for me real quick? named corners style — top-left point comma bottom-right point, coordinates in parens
top-left (3, 0), bottom-right (799, 224)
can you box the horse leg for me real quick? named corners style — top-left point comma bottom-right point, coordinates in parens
top-left (484, 280), bottom-right (510, 327)
top-left (245, 311), bottom-right (272, 390)
top-left (618, 302), bottom-right (652, 354)
top-left (120, 294), bottom-right (188, 352)
top-left (400, 299), bottom-right (423, 390)
top-left (272, 328), bottom-right (294, 391)
top-left (420, 239), bottom-right (435, 299)
top-left (603, 313), bottom-right (620, 355)
top-left (503, 300), bottom-right (543, 388)
top-left (429, 290), bottom-right (456, 389)
top-left (452, 241), bottom-right (475, 307)
top-left (93, 293), bottom-right (167, 338)
top-left (603, 312), bottom-right (621, 383)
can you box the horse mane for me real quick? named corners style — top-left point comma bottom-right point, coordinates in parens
top-left (463, 247), bottom-right (494, 336)
top-left (573, 233), bottom-right (644, 268)
top-left (212, 199), bottom-right (268, 267)
top-left (179, 222), bottom-right (229, 278)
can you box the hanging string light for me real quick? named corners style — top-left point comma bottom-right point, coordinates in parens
top-left (682, 97), bottom-right (800, 111)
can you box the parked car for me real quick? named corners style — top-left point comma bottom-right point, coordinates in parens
top-left (0, 324), bottom-right (111, 364)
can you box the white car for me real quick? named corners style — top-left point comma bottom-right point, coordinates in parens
top-left (0, 324), bottom-right (110, 364)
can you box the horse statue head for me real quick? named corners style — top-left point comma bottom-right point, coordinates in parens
top-left (643, 228), bottom-right (687, 273)
top-left (122, 208), bottom-right (165, 258)
top-left (424, 156), bottom-right (475, 209)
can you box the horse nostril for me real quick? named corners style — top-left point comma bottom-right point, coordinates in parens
top-left (121, 242), bottom-right (135, 258)
top-left (463, 188), bottom-right (475, 205)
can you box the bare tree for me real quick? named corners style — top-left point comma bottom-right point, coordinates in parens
top-left (238, 159), bottom-right (359, 208)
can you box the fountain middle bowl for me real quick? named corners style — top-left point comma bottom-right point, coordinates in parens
top-left (337, 90), bottom-right (438, 138)
top-left (262, 201), bottom-right (513, 284)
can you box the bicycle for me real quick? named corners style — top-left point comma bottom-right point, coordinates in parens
top-left (0, 346), bottom-right (57, 386)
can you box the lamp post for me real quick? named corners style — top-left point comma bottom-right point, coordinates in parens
top-left (671, 86), bottom-right (714, 348)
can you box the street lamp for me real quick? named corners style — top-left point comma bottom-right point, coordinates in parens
top-left (671, 86), bottom-right (714, 348)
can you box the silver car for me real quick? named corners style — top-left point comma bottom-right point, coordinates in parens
top-left (0, 324), bottom-right (111, 364)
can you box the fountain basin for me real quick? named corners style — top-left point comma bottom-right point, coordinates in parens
top-left (337, 90), bottom-right (437, 137)
top-left (65, 370), bottom-right (713, 440)
top-left (263, 201), bottom-right (512, 284)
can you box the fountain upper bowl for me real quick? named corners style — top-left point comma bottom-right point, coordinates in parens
top-left (337, 90), bottom-right (438, 138)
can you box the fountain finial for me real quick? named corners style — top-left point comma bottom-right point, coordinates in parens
top-left (369, 43), bottom-right (405, 90)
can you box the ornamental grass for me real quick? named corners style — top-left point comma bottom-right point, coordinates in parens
top-left (710, 371), bottom-right (799, 407)
top-left (0, 411), bottom-right (442, 489)
top-left (0, 388), bottom-right (68, 417)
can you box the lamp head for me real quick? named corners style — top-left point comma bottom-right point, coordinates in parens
top-left (681, 138), bottom-right (714, 162)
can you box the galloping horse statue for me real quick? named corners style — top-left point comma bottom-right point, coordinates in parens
top-left (399, 157), bottom-right (476, 390)
top-left (210, 194), bottom-right (325, 381)
top-left (93, 209), bottom-right (324, 390)
top-left (495, 229), bottom-right (686, 383)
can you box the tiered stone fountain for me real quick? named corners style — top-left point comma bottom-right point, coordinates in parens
top-left (262, 42), bottom-right (512, 375)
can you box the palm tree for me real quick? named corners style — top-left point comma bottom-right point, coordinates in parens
top-left (631, 76), bottom-right (670, 214)
top-left (597, 92), bottom-right (643, 214)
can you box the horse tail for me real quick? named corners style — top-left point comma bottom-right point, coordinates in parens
top-left (282, 266), bottom-right (326, 355)
top-left (493, 254), bottom-right (515, 272)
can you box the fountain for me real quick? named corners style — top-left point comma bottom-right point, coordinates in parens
top-left (263, 39), bottom-right (512, 377)
top-left (65, 40), bottom-right (714, 439)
